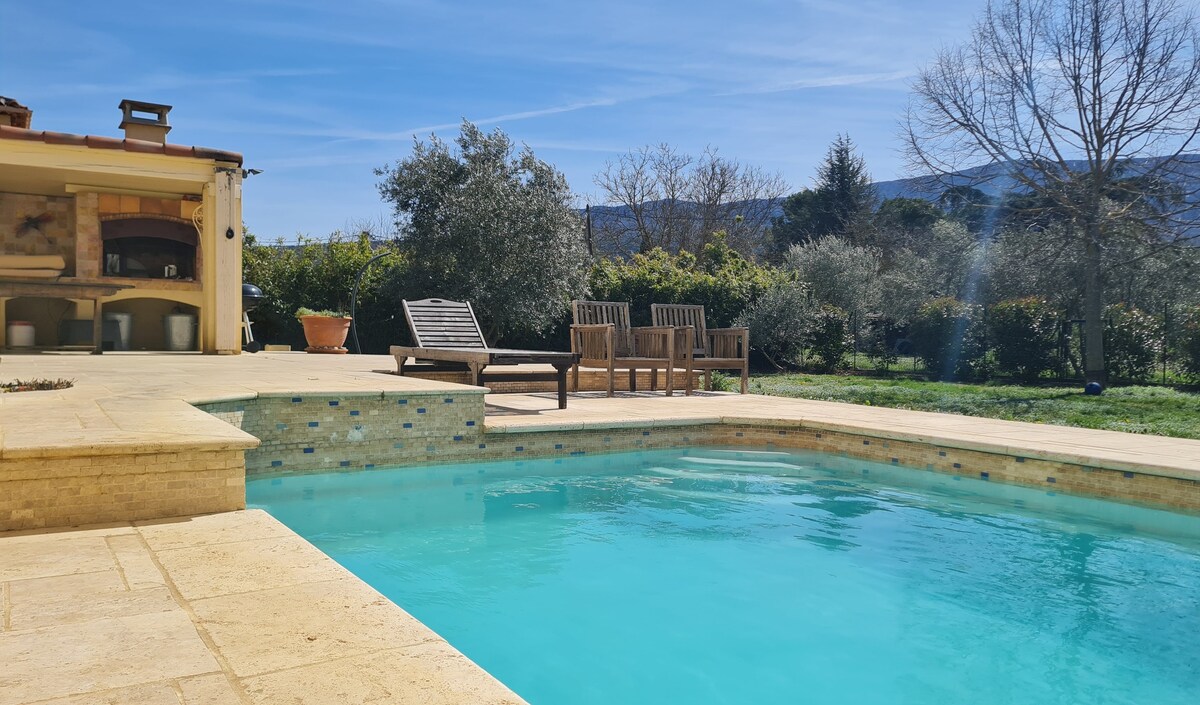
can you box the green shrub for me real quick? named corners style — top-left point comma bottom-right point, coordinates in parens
top-left (862, 314), bottom-right (902, 372)
top-left (808, 305), bottom-right (850, 373)
top-left (1104, 303), bottom-right (1164, 381)
top-left (988, 297), bottom-right (1060, 380)
top-left (909, 297), bottom-right (987, 380)
top-left (735, 282), bottom-right (812, 369)
top-left (243, 232), bottom-right (403, 353)
top-left (295, 307), bottom-right (347, 318)
top-left (707, 371), bottom-right (737, 392)
top-left (589, 233), bottom-right (788, 328)
top-left (1181, 307), bottom-right (1200, 382)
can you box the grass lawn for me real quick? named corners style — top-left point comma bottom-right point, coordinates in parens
top-left (751, 373), bottom-right (1200, 440)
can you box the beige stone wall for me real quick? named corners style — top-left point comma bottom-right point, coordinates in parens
top-left (96, 193), bottom-right (201, 221)
top-left (0, 192), bottom-right (76, 272)
top-left (209, 394), bottom-right (1200, 511)
top-left (202, 392), bottom-right (487, 475)
top-left (0, 449), bottom-right (245, 532)
top-left (707, 424), bottom-right (1200, 512)
top-left (74, 191), bottom-right (99, 277)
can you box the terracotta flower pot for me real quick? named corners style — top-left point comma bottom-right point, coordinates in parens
top-left (299, 315), bottom-right (352, 354)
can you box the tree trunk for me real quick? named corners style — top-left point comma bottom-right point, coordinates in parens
top-left (1082, 229), bottom-right (1106, 382)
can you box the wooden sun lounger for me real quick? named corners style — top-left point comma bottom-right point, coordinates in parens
top-left (390, 298), bottom-right (580, 409)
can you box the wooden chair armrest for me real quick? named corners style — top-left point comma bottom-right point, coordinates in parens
top-left (570, 324), bottom-right (614, 360)
top-left (571, 323), bottom-right (614, 332)
top-left (707, 327), bottom-right (749, 359)
top-left (630, 326), bottom-right (674, 335)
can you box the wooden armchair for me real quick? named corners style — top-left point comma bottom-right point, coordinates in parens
top-left (652, 304), bottom-right (749, 393)
top-left (570, 300), bottom-right (693, 397)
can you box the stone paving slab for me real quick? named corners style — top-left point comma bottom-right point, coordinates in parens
top-left (0, 510), bottom-right (527, 705)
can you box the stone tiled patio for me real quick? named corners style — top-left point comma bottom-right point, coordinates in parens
top-left (0, 511), bottom-right (523, 705)
top-left (2, 352), bottom-right (1199, 704)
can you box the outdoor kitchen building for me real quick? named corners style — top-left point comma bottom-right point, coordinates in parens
top-left (0, 97), bottom-right (245, 353)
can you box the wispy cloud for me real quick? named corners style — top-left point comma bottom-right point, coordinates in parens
top-left (197, 93), bottom-right (659, 145)
top-left (720, 70), bottom-right (915, 97)
top-left (394, 98), bottom-right (623, 140)
top-left (19, 68), bottom-right (339, 100)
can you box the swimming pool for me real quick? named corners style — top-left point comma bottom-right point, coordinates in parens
top-left (248, 447), bottom-right (1200, 705)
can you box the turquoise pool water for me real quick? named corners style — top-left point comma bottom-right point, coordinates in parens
top-left (248, 448), bottom-right (1200, 705)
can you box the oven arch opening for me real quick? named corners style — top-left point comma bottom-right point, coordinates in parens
top-left (100, 216), bottom-right (197, 280)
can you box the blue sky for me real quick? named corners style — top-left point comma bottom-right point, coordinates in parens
top-left (2, 0), bottom-right (984, 240)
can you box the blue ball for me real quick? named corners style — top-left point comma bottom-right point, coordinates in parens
top-left (1084, 382), bottom-right (1103, 396)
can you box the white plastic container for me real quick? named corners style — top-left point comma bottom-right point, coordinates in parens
top-left (6, 321), bottom-right (35, 348)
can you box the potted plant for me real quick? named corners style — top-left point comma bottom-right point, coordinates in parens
top-left (296, 307), bottom-right (352, 354)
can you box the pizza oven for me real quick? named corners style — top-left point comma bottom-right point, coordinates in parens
top-left (101, 216), bottom-right (196, 280)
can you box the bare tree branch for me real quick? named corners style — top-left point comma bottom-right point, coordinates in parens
top-left (593, 144), bottom-right (788, 257)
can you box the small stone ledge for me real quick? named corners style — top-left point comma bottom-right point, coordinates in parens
top-left (0, 448), bottom-right (247, 532)
top-left (466, 421), bottom-right (1200, 512)
top-left (719, 415), bottom-right (1200, 485)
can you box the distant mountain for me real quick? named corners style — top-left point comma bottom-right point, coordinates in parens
top-left (872, 154), bottom-right (1200, 202)
top-left (585, 154), bottom-right (1200, 256)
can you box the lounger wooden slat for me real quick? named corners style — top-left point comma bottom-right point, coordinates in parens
top-left (393, 298), bottom-right (580, 408)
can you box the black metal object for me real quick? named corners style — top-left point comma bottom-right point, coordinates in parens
top-left (242, 283), bottom-right (264, 311)
top-left (350, 252), bottom-right (394, 354)
top-left (242, 283), bottom-right (264, 353)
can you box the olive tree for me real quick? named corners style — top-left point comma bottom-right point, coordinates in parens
top-left (376, 121), bottom-right (590, 342)
top-left (904, 0), bottom-right (1200, 382)
top-left (783, 237), bottom-right (882, 320)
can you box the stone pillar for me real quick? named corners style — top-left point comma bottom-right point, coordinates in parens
top-left (74, 192), bottom-right (100, 278)
top-left (211, 170), bottom-right (243, 354)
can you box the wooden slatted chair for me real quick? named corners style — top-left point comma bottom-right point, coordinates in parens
top-left (652, 304), bottom-right (749, 393)
top-left (391, 299), bottom-right (580, 409)
top-left (570, 300), bottom-right (692, 397)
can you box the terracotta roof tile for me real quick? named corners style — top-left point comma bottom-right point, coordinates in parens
top-left (0, 124), bottom-right (243, 165)
top-left (84, 135), bottom-right (123, 149)
top-left (0, 125), bottom-right (42, 141)
top-left (161, 143), bottom-right (194, 158)
top-left (122, 138), bottom-right (162, 154)
top-left (42, 131), bottom-right (87, 146)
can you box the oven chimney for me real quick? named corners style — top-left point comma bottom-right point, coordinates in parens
top-left (118, 99), bottom-right (172, 143)
top-left (0, 96), bottom-right (32, 129)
